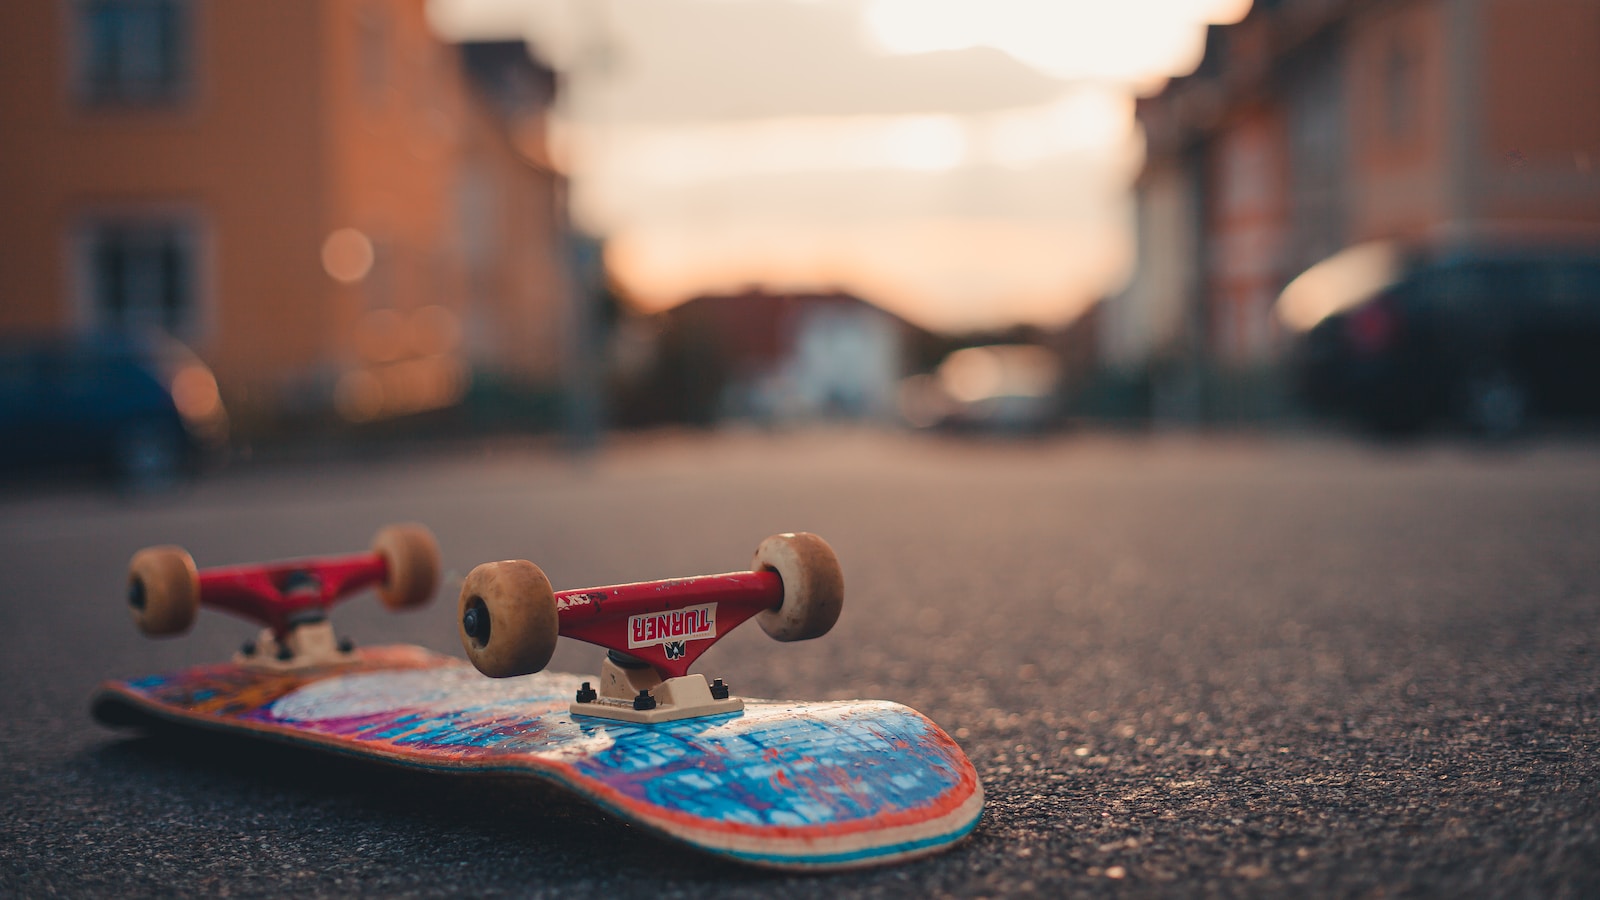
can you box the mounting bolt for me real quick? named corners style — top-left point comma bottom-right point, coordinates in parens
top-left (240, 640), bottom-right (257, 657)
top-left (710, 678), bottom-right (730, 700)
top-left (338, 637), bottom-right (355, 654)
top-left (575, 682), bottom-right (597, 704)
top-left (276, 644), bottom-right (293, 662)
top-left (633, 689), bottom-right (656, 711)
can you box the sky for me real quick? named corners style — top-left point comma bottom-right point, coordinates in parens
top-left (430, 0), bottom-right (1251, 332)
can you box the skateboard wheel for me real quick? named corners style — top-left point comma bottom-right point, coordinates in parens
top-left (371, 523), bottom-right (441, 611)
top-left (458, 560), bottom-right (558, 677)
top-left (127, 546), bottom-right (200, 636)
top-left (752, 532), bottom-right (843, 642)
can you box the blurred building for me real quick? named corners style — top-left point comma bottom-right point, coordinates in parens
top-left (1107, 0), bottom-right (1600, 420)
top-left (610, 291), bottom-right (914, 427)
top-left (0, 0), bottom-right (570, 429)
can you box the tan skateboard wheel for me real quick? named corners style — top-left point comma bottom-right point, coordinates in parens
top-left (458, 560), bottom-right (559, 677)
top-left (752, 532), bottom-right (844, 642)
top-left (371, 523), bottom-right (441, 611)
top-left (128, 545), bottom-right (200, 636)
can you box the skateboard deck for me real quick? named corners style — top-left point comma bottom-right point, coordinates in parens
top-left (93, 645), bottom-right (984, 871)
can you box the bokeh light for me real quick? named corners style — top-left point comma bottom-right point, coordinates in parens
top-left (322, 228), bottom-right (376, 285)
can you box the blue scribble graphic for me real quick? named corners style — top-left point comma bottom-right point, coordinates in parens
top-left (560, 708), bottom-right (961, 826)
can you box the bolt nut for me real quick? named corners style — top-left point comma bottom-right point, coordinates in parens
top-left (710, 678), bottom-right (730, 700)
top-left (575, 682), bottom-right (598, 704)
top-left (633, 689), bottom-right (656, 711)
top-left (462, 606), bottom-right (485, 640)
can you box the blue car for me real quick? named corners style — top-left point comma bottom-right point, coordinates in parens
top-left (0, 332), bottom-right (227, 486)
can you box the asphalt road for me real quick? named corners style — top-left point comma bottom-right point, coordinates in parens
top-left (3, 430), bottom-right (1599, 898)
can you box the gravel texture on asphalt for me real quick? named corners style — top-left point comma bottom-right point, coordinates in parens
top-left (2, 432), bottom-right (1598, 898)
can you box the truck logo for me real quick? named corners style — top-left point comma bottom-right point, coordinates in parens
top-left (628, 603), bottom-right (716, 650)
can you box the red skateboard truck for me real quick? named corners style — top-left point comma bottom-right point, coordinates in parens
top-left (126, 523), bottom-right (440, 669)
top-left (457, 532), bottom-right (844, 723)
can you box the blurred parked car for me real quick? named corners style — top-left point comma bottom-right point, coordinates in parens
top-left (1291, 248), bottom-right (1600, 436)
top-left (0, 332), bottom-right (227, 486)
top-left (898, 344), bottom-right (1062, 433)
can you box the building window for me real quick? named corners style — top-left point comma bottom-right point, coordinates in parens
top-left (79, 219), bottom-right (199, 335)
top-left (75, 0), bottom-right (192, 106)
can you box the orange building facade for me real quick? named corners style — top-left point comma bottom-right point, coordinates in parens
top-left (0, 0), bottom-right (570, 425)
top-left (1111, 0), bottom-right (1600, 413)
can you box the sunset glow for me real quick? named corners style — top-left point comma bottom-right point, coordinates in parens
top-left (431, 0), bottom-right (1250, 331)
top-left (864, 0), bottom-right (1250, 87)
top-left (606, 216), bottom-right (1131, 331)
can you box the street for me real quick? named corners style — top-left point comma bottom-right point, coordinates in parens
top-left (3, 430), bottom-right (1599, 897)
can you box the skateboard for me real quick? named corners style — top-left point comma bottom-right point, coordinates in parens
top-left (94, 529), bottom-right (984, 871)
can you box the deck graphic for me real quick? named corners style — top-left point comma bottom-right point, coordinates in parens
top-left (95, 646), bottom-right (983, 869)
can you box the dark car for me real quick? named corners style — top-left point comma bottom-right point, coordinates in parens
top-left (0, 332), bottom-right (228, 486)
top-left (1294, 249), bottom-right (1600, 436)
